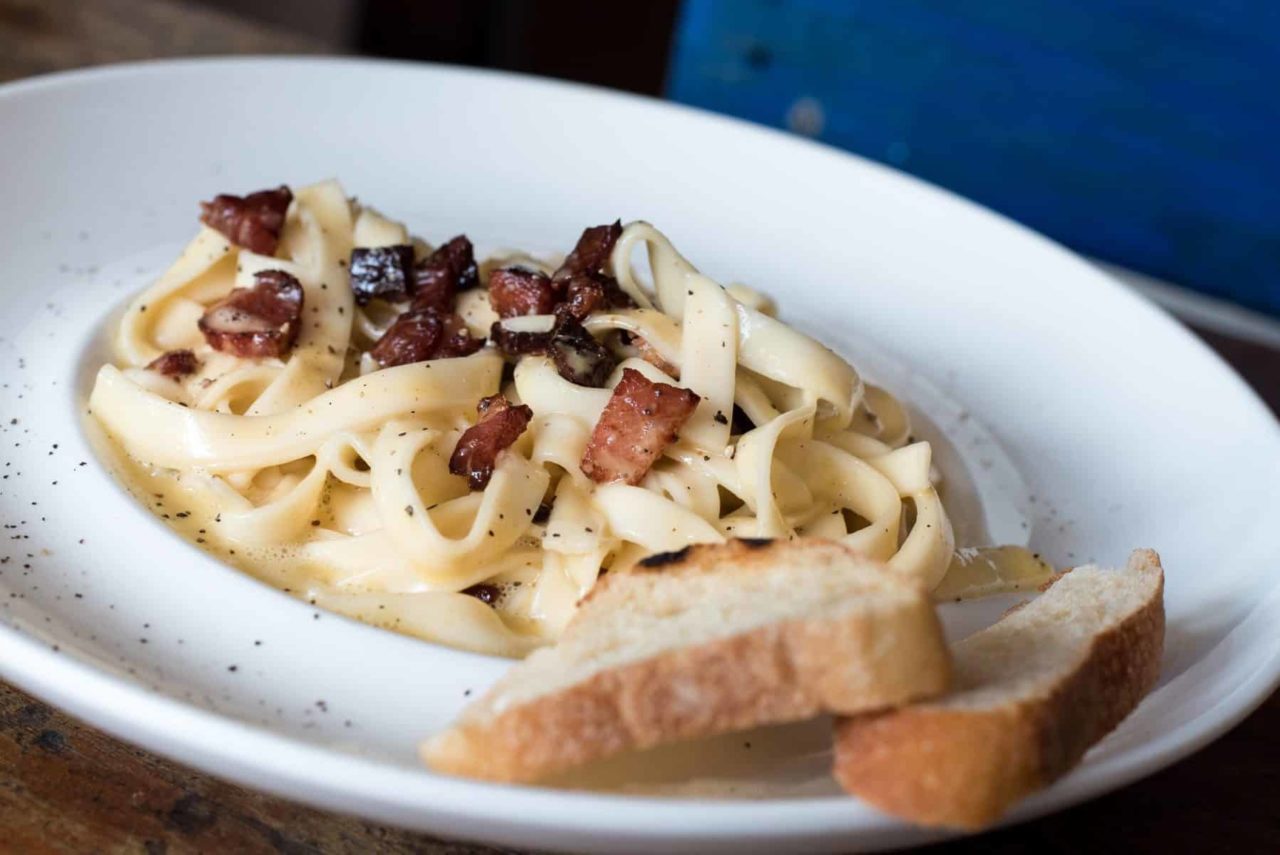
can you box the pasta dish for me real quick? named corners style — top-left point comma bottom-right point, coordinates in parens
top-left (87, 180), bottom-right (1045, 656)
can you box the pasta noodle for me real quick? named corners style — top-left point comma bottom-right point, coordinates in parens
top-left (88, 180), bottom-right (1046, 657)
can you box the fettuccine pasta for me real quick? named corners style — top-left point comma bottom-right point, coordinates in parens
top-left (88, 180), bottom-right (1049, 657)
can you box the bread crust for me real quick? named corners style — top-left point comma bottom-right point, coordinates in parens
top-left (423, 539), bottom-right (952, 782)
top-left (832, 549), bottom-right (1165, 829)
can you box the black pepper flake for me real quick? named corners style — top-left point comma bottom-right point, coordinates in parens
top-left (228, 665), bottom-right (238, 672)
top-left (713, 411), bottom-right (729, 425)
top-left (404, 505), bottom-right (414, 516)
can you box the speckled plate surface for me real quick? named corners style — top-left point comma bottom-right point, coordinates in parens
top-left (1, 59), bottom-right (1279, 854)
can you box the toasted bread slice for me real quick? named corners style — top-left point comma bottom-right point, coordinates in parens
top-left (833, 549), bottom-right (1164, 829)
top-left (422, 538), bottom-right (952, 782)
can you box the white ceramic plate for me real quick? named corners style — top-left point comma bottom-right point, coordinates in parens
top-left (1, 58), bottom-right (1278, 854)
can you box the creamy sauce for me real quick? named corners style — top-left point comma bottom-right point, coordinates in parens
top-left (87, 393), bottom-right (1047, 655)
top-left (84, 201), bottom-right (1048, 664)
top-left (85, 415), bottom-right (546, 656)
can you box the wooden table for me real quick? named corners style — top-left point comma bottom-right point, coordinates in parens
top-left (0, 0), bottom-right (324, 84)
top-left (1, 1), bottom-right (1277, 851)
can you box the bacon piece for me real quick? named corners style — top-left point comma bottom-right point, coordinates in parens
top-left (581, 368), bottom-right (700, 485)
top-left (489, 266), bottom-right (560, 318)
top-left (198, 270), bottom-right (304, 359)
top-left (349, 245), bottom-right (415, 305)
top-left (369, 309), bottom-right (485, 367)
top-left (434, 313), bottom-right (488, 358)
top-left (486, 223), bottom-right (631, 323)
top-left (548, 318), bottom-right (615, 387)
top-left (551, 221), bottom-right (634, 321)
top-left (449, 395), bottom-right (534, 490)
top-left (553, 221), bottom-right (622, 282)
top-left (146, 349), bottom-right (199, 377)
top-left (412, 235), bottom-right (478, 313)
top-left (489, 320), bottom-right (553, 358)
top-left (556, 275), bottom-right (605, 321)
top-left (198, 186), bottom-right (292, 256)
top-left (489, 316), bottom-right (615, 387)
top-left (555, 271), bottom-right (636, 322)
top-left (370, 311), bottom-right (439, 367)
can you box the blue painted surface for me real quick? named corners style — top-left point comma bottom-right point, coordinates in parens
top-left (667, 1), bottom-right (1280, 315)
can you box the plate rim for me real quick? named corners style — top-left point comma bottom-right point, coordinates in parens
top-left (1, 55), bottom-right (1279, 851)
top-left (5, 607), bottom-right (1279, 850)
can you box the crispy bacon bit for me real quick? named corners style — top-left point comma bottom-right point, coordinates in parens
top-left (349, 245), bottom-right (415, 305)
top-left (146, 349), bottom-right (199, 377)
top-left (489, 320), bottom-right (553, 358)
top-left (412, 236), bottom-right (478, 313)
top-left (548, 319), bottom-right (615, 387)
top-left (489, 266), bottom-right (559, 318)
top-left (198, 186), bottom-right (292, 256)
top-left (553, 221), bottom-right (622, 282)
top-left (485, 223), bottom-right (631, 324)
top-left (556, 275), bottom-right (605, 321)
top-left (581, 368), bottom-right (700, 485)
top-left (489, 316), bottom-right (615, 387)
top-left (449, 395), bottom-right (534, 490)
top-left (551, 221), bottom-right (634, 321)
top-left (369, 309), bottom-right (485, 367)
top-left (560, 272), bottom-right (635, 321)
top-left (198, 270), bottom-right (304, 359)
top-left (434, 313), bottom-right (487, 358)
top-left (370, 312), bottom-right (438, 367)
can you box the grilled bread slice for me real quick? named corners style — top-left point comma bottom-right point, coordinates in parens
top-left (423, 538), bottom-right (952, 782)
top-left (833, 549), bottom-right (1165, 829)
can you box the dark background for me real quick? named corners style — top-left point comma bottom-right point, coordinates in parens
top-left (3, 0), bottom-right (1277, 315)
top-left (206, 0), bottom-right (681, 94)
top-left (224, 0), bottom-right (1280, 318)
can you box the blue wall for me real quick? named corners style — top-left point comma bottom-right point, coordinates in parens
top-left (668, 1), bottom-right (1280, 315)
